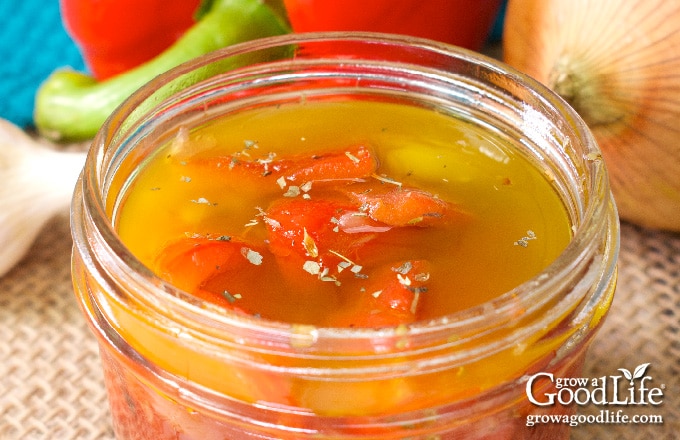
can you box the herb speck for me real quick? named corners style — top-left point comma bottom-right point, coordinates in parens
top-left (242, 248), bottom-right (263, 265)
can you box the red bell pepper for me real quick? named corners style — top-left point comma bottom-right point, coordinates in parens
top-left (60, 0), bottom-right (202, 79)
top-left (282, 0), bottom-right (502, 51)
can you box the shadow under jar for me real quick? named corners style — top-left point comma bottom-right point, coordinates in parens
top-left (71, 32), bottom-right (619, 439)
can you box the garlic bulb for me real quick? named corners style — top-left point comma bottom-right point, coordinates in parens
top-left (503, 0), bottom-right (680, 231)
top-left (0, 119), bottom-right (87, 276)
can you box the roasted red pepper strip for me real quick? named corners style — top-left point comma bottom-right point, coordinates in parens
top-left (265, 198), bottom-right (377, 260)
top-left (347, 186), bottom-right (453, 227)
top-left (60, 0), bottom-right (202, 79)
top-left (198, 144), bottom-right (377, 185)
top-left (154, 236), bottom-right (271, 312)
top-left (263, 196), bottom-right (393, 295)
top-left (283, 144), bottom-right (377, 184)
top-left (156, 142), bottom-right (459, 330)
top-left (329, 260), bottom-right (432, 328)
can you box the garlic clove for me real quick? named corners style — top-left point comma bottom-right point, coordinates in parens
top-left (0, 118), bottom-right (87, 277)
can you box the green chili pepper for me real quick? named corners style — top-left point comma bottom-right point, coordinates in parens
top-left (34, 0), bottom-right (290, 142)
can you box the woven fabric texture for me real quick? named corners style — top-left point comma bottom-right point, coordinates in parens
top-left (1, 214), bottom-right (678, 439)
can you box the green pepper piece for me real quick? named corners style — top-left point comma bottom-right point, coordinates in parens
top-left (34, 0), bottom-right (290, 142)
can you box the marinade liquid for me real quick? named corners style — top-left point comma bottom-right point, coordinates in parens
top-left (115, 99), bottom-right (572, 327)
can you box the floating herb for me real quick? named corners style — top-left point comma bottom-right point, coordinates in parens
top-left (228, 157), bottom-right (238, 170)
top-left (190, 197), bottom-right (214, 205)
top-left (300, 181), bottom-right (313, 193)
top-left (414, 272), bottom-right (430, 282)
top-left (410, 290), bottom-right (421, 314)
top-left (328, 249), bottom-right (356, 265)
top-left (303, 260), bottom-right (321, 275)
top-left (222, 290), bottom-right (242, 303)
top-left (393, 261), bottom-right (413, 275)
top-left (514, 230), bottom-right (537, 247)
top-left (372, 173), bottom-right (402, 186)
top-left (284, 185), bottom-right (301, 197)
top-left (396, 273), bottom-right (412, 286)
top-left (337, 261), bottom-right (352, 272)
top-left (263, 215), bottom-right (281, 229)
top-left (241, 247), bottom-right (263, 265)
top-left (345, 151), bottom-right (360, 164)
top-left (243, 139), bottom-right (258, 150)
top-left (302, 228), bottom-right (319, 257)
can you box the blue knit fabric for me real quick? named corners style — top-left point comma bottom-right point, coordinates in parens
top-left (0, 0), bottom-right (86, 129)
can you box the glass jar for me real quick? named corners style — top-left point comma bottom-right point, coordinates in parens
top-left (71, 33), bottom-right (619, 439)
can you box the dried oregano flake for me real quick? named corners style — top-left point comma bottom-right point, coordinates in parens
top-left (241, 247), bottom-right (263, 265)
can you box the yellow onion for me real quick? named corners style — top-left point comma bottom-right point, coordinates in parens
top-left (503, 0), bottom-right (680, 231)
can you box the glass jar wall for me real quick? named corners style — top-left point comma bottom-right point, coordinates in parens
top-left (71, 33), bottom-right (618, 439)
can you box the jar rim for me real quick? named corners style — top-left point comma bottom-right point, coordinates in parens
top-left (75, 32), bottom-right (619, 354)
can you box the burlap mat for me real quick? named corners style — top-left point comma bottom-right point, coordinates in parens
top-left (1, 212), bottom-right (678, 439)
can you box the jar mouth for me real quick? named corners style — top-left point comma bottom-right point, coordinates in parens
top-left (76, 32), bottom-right (619, 356)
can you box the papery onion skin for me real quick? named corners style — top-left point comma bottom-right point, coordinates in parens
top-left (503, 0), bottom-right (680, 231)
